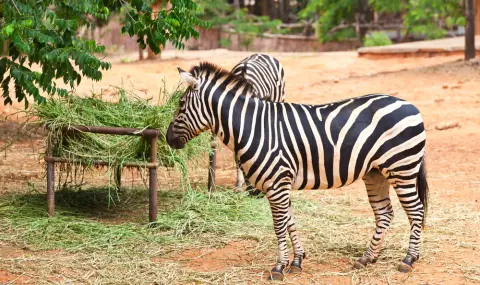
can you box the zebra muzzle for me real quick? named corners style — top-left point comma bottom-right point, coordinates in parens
top-left (166, 123), bottom-right (186, 149)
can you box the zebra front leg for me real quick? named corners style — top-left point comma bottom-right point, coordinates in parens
top-left (266, 186), bottom-right (292, 281)
top-left (355, 169), bottom-right (393, 269)
top-left (287, 200), bottom-right (306, 274)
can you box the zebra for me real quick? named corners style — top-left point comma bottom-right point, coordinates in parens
top-left (208, 54), bottom-right (285, 194)
top-left (166, 62), bottom-right (429, 280)
top-left (230, 53), bottom-right (285, 102)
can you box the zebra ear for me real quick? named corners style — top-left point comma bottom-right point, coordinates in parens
top-left (177, 67), bottom-right (198, 87)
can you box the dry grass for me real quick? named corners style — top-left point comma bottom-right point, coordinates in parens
top-left (1, 183), bottom-right (479, 284)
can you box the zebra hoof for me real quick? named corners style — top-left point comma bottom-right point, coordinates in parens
top-left (269, 264), bottom-right (286, 281)
top-left (247, 189), bottom-right (263, 197)
top-left (398, 262), bottom-right (413, 273)
top-left (233, 186), bottom-right (243, 193)
top-left (398, 255), bottom-right (416, 273)
top-left (269, 271), bottom-right (284, 281)
top-left (288, 265), bottom-right (302, 274)
top-left (353, 256), bottom-right (376, 269)
top-left (353, 260), bottom-right (366, 269)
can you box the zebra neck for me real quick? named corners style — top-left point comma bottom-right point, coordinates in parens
top-left (209, 86), bottom-right (259, 153)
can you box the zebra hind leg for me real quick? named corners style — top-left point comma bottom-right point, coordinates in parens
top-left (390, 161), bottom-right (428, 273)
top-left (266, 185), bottom-right (294, 281)
top-left (286, 201), bottom-right (306, 274)
top-left (245, 179), bottom-right (264, 197)
top-left (234, 159), bottom-right (263, 196)
top-left (384, 154), bottom-right (429, 272)
top-left (354, 169), bottom-right (393, 269)
top-left (234, 159), bottom-right (245, 192)
top-left (392, 181), bottom-right (425, 272)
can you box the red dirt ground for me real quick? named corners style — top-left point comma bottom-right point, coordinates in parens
top-left (1, 50), bottom-right (479, 284)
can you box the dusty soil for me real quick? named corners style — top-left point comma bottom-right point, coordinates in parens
top-left (1, 50), bottom-right (480, 284)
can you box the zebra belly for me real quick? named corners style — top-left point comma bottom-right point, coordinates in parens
top-left (291, 166), bottom-right (366, 190)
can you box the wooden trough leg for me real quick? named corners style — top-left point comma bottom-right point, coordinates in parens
top-left (46, 140), bottom-right (55, 217)
top-left (114, 165), bottom-right (122, 191)
top-left (149, 137), bottom-right (158, 223)
top-left (47, 160), bottom-right (55, 216)
top-left (208, 134), bottom-right (217, 192)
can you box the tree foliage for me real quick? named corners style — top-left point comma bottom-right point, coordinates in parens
top-left (195, 0), bottom-right (283, 49)
top-left (299, 0), bottom-right (357, 42)
top-left (0, 0), bottom-right (208, 108)
top-left (196, 0), bottom-right (282, 34)
top-left (299, 0), bottom-right (464, 43)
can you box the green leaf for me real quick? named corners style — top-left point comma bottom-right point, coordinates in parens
top-left (12, 33), bottom-right (30, 54)
top-left (2, 25), bottom-right (15, 36)
top-left (456, 16), bottom-right (466, 27)
top-left (134, 22), bottom-right (144, 34)
top-left (1, 75), bottom-right (11, 105)
top-left (20, 19), bottom-right (33, 27)
top-left (1, 0), bottom-right (207, 108)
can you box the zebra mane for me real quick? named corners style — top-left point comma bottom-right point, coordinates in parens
top-left (189, 62), bottom-right (254, 92)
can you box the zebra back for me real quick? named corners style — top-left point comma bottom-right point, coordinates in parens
top-left (231, 54), bottom-right (285, 103)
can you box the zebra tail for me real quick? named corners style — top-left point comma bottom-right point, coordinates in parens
top-left (417, 154), bottom-right (429, 228)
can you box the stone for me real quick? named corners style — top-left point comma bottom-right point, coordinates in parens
top-left (435, 121), bottom-right (459, 131)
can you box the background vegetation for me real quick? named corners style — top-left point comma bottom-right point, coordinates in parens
top-left (0, 0), bottom-right (470, 108)
top-left (0, 0), bottom-right (208, 108)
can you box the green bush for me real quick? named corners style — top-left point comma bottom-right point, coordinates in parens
top-left (363, 32), bottom-right (393, 47)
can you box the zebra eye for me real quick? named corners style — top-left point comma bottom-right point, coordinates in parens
top-left (179, 99), bottom-right (185, 108)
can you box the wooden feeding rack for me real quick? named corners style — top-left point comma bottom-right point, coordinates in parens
top-left (44, 125), bottom-right (160, 222)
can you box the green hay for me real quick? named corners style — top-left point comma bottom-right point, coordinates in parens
top-left (25, 86), bottom-right (210, 191)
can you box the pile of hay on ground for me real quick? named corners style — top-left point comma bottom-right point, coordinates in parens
top-left (28, 87), bottom-right (210, 188)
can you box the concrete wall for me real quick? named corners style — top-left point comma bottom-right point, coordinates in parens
top-left (185, 28), bottom-right (361, 52)
top-left (92, 24), bottom-right (360, 53)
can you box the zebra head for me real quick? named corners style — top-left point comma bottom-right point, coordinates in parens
top-left (166, 67), bottom-right (208, 149)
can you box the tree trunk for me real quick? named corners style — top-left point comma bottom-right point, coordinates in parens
top-left (1, 41), bottom-right (8, 56)
top-left (262, 0), bottom-right (269, 16)
top-left (147, 0), bottom-right (163, 60)
top-left (465, 0), bottom-right (476, 60)
top-left (280, 0), bottom-right (290, 23)
top-left (147, 47), bottom-right (157, 60)
top-left (139, 46), bottom-right (144, 61)
top-left (253, 0), bottom-right (269, 16)
top-left (268, 0), bottom-right (277, 19)
top-left (233, 0), bottom-right (241, 50)
top-left (356, 0), bottom-right (373, 41)
top-left (475, 0), bottom-right (480, 35)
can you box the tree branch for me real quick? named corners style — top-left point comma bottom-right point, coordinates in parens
top-left (10, 0), bottom-right (22, 15)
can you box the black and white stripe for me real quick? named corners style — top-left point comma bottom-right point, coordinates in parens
top-left (210, 54), bottom-right (285, 192)
top-left (231, 54), bottom-right (285, 102)
top-left (167, 63), bottom-right (429, 277)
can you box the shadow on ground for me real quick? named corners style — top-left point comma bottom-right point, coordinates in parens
top-left (0, 187), bottom-right (184, 223)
